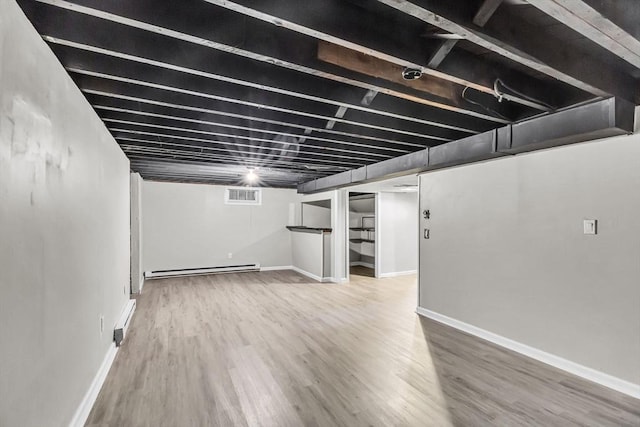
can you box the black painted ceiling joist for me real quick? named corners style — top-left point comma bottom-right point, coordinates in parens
top-left (376, 0), bottom-right (639, 104)
top-left (29, 0), bottom-right (513, 124)
top-left (15, 0), bottom-right (640, 187)
top-left (201, 0), bottom-right (578, 109)
top-left (96, 107), bottom-right (413, 155)
top-left (428, 0), bottom-right (503, 68)
top-left (83, 90), bottom-right (434, 147)
top-left (527, 0), bottom-right (640, 70)
top-left (68, 68), bottom-right (460, 143)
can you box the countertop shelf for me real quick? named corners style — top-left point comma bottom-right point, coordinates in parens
top-left (349, 238), bottom-right (375, 244)
top-left (286, 226), bottom-right (332, 234)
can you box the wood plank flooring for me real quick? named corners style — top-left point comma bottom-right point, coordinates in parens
top-left (349, 265), bottom-right (375, 278)
top-left (86, 271), bottom-right (639, 426)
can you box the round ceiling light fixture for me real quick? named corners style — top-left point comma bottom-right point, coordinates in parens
top-left (402, 67), bottom-right (423, 80)
top-left (246, 168), bottom-right (258, 184)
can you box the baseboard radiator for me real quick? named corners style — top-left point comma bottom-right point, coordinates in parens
top-left (144, 263), bottom-right (261, 279)
top-left (114, 299), bottom-right (136, 347)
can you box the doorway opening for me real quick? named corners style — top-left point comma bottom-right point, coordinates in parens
top-left (348, 192), bottom-right (377, 279)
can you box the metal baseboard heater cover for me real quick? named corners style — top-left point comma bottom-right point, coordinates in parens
top-left (114, 299), bottom-right (136, 347)
top-left (145, 264), bottom-right (261, 279)
top-left (298, 97), bottom-right (635, 193)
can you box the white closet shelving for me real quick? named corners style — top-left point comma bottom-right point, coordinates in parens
top-left (348, 194), bottom-right (376, 269)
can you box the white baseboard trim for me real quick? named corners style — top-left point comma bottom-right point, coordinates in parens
top-left (291, 266), bottom-right (326, 282)
top-left (416, 307), bottom-right (640, 399)
top-left (350, 261), bottom-right (375, 268)
top-left (379, 269), bottom-right (417, 278)
top-left (138, 278), bottom-right (145, 294)
top-left (261, 266), bottom-right (341, 282)
top-left (260, 265), bottom-right (293, 272)
top-left (68, 343), bottom-right (118, 427)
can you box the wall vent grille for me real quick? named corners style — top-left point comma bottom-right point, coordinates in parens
top-left (225, 187), bottom-right (262, 205)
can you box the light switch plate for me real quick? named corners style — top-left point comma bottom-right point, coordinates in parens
top-left (583, 219), bottom-right (597, 235)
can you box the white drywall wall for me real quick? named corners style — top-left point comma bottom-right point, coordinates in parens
top-left (298, 190), bottom-right (346, 281)
top-left (130, 173), bottom-right (143, 293)
top-left (0, 1), bottom-right (131, 425)
top-left (291, 231), bottom-right (325, 280)
top-left (142, 181), bottom-right (298, 271)
top-left (419, 135), bottom-right (640, 386)
top-left (301, 203), bottom-right (332, 228)
top-left (378, 192), bottom-right (418, 276)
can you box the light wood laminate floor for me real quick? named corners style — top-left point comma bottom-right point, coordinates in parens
top-left (349, 265), bottom-right (375, 278)
top-left (86, 271), bottom-right (639, 426)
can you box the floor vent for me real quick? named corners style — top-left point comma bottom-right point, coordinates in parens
top-left (144, 264), bottom-right (261, 279)
top-left (114, 299), bottom-right (136, 347)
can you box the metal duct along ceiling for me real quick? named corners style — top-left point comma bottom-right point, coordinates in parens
top-left (298, 97), bottom-right (635, 193)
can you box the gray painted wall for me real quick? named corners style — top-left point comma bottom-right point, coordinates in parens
top-left (142, 181), bottom-right (298, 271)
top-left (379, 192), bottom-right (418, 276)
top-left (419, 135), bottom-right (640, 385)
top-left (130, 173), bottom-right (143, 293)
top-left (291, 231), bottom-right (325, 279)
top-left (302, 203), bottom-right (332, 228)
top-left (0, 1), bottom-right (131, 425)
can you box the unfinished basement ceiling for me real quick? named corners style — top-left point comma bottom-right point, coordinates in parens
top-left (16, 0), bottom-right (640, 187)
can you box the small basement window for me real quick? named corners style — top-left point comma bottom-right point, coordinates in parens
top-left (225, 187), bottom-right (262, 205)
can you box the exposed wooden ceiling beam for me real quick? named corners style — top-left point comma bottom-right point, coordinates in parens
top-left (200, 0), bottom-right (561, 110)
top-left (428, 0), bottom-right (503, 69)
top-left (128, 159), bottom-right (331, 186)
top-left (473, 0), bottom-right (504, 26)
top-left (319, 42), bottom-right (463, 104)
top-left (376, 0), bottom-right (638, 103)
top-left (318, 41), bottom-right (517, 121)
top-left (126, 154), bottom-right (339, 175)
top-left (85, 90), bottom-right (427, 147)
top-left (103, 118), bottom-right (395, 159)
top-left (70, 68), bottom-right (457, 142)
top-left (111, 130), bottom-right (367, 166)
top-left (95, 106), bottom-right (411, 153)
top-left (527, 0), bottom-right (640, 69)
top-left (33, 0), bottom-right (510, 126)
top-left (427, 39), bottom-right (459, 69)
top-left (45, 37), bottom-right (484, 135)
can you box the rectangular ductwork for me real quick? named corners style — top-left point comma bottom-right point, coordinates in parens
top-left (427, 130), bottom-right (505, 170)
top-left (365, 149), bottom-right (429, 180)
top-left (298, 97), bottom-right (635, 194)
top-left (312, 170), bottom-right (352, 191)
top-left (501, 97), bottom-right (634, 153)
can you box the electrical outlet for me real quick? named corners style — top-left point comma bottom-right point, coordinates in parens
top-left (228, 252), bottom-right (233, 259)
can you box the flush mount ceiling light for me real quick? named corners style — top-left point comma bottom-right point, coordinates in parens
top-left (246, 168), bottom-right (258, 184)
